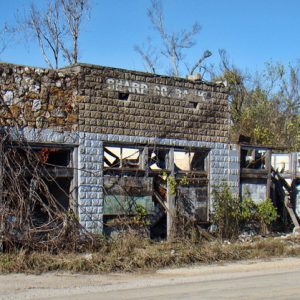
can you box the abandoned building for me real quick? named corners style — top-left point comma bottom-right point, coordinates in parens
top-left (0, 61), bottom-right (299, 238)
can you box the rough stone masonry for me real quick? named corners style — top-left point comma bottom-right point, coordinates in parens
top-left (0, 62), bottom-right (240, 233)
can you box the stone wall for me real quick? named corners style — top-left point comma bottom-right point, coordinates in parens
top-left (0, 63), bottom-right (80, 131)
top-left (78, 132), bottom-right (103, 231)
top-left (76, 64), bottom-right (229, 143)
top-left (0, 62), bottom-right (229, 144)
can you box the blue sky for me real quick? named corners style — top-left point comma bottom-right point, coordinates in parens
top-left (0, 0), bottom-right (300, 76)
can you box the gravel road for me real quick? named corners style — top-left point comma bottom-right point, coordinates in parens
top-left (1, 257), bottom-right (300, 299)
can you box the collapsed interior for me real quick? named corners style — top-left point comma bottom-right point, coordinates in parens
top-left (240, 146), bottom-right (300, 231)
top-left (103, 143), bottom-right (210, 238)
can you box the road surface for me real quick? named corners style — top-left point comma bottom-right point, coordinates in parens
top-left (1, 257), bottom-right (300, 299)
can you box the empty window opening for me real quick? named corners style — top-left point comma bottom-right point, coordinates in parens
top-left (271, 154), bottom-right (290, 173)
top-left (104, 146), bottom-right (141, 170)
top-left (3, 144), bottom-right (74, 225)
top-left (149, 148), bottom-right (168, 171)
top-left (189, 101), bottom-right (199, 109)
top-left (42, 148), bottom-right (72, 166)
top-left (241, 148), bottom-right (267, 169)
top-left (174, 149), bottom-right (208, 172)
top-left (118, 92), bottom-right (130, 101)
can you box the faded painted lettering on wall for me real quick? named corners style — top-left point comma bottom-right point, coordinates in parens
top-left (106, 78), bottom-right (212, 101)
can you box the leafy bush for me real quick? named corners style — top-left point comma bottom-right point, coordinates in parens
top-left (212, 184), bottom-right (240, 240)
top-left (212, 185), bottom-right (278, 238)
top-left (162, 171), bottom-right (177, 195)
top-left (133, 204), bottom-right (150, 227)
top-left (240, 197), bottom-right (257, 223)
top-left (240, 197), bottom-right (262, 234)
top-left (257, 198), bottom-right (278, 228)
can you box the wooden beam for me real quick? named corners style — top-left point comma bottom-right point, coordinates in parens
top-left (153, 190), bottom-right (169, 212)
top-left (104, 147), bottom-right (120, 159)
top-left (292, 153), bottom-right (297, 181)
top-left (266, 150), bottom-right (272, 199)
top-left (103, 156), bottom-right (113, 167)
top-left (284, 194), bottom-right (300, 228)
top-left (240, 168), bottom-right (268, 179)
top-left (42, 167), bottom-right (73, 178)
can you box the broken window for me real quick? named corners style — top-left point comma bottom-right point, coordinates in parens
top-left (102, 144), bottom-right (211, 237)
top-left (2, 143), bottom-right (75, 230)
top-left (241, 148), bottom-right (267, 169)
top-left (175, 149), bottom-right (210, 226)
top-left (103, 177), bottom-right (154, 215)
top-left (271, 154), bottom-right (290, 173)
top-left (174, 149), bottom-right (208, 172)
top-left (103, 144), bottom-right (155, 235)
top-left (148, 148), bottom-right (168, 171)
top-left (104, 146), bottom-right (142, 170)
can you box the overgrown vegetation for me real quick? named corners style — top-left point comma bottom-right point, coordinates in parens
top-left (214, 54), bottom-right (300, 150)
top-left (0, 128), bottom-right (98, 253)
top-left (212, 184), bottom-right (240, 240)
top-left (257, 198), bottom-right (278, 234)
top-left (212, 184), bottom-right (278, 239)
top-left (0, 138), bottom-right (293, 274)
top-left (1, 233), bottom-right (300, 274)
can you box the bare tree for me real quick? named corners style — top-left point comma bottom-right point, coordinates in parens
top-left (0, 24), bottom-right (13, 57)
top-left (0, 26), bottom-right (7, 56)
top-left (60, 0), bottom-right (90, 65)
top-left (261, 61), bottom-right (300, 115)
top-left (26, 0), bottom-right (65, 69)
top-left (22, 0), bottom-right (89, 69)
top-left (135, 0), bottom-right (211, 77)
top-left (134, 37), bottom-right (158, 74)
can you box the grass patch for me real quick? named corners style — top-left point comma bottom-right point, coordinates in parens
top-left (1, 234), bottom-right (300, 274)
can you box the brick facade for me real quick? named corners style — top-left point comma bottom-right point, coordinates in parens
top-left (76, 64), bottom-right (229, 143)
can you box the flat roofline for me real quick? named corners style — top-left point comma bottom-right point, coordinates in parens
top-left (0, 61), bottom-right (49, 70)
top-left (0, 61), bottom-right (226, 88)
top-left (72, 63), bottom-right (224, 87)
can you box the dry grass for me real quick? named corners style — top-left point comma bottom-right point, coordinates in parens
top-left (1, 233), bottom-right (300, 274)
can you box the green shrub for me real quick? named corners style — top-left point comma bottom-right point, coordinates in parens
top-left (240, 197), bottom-right (257, 223)
top-left (212, 184), bottom-right (240, 240)
top-left (212, 185), bottom-right (278, 238)
top-left (257, 198), bottom-right (278, 226)
top-left (133, 204), bottom-right (150, 227)
top-left (162, 171), bottom-right (177, 195)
